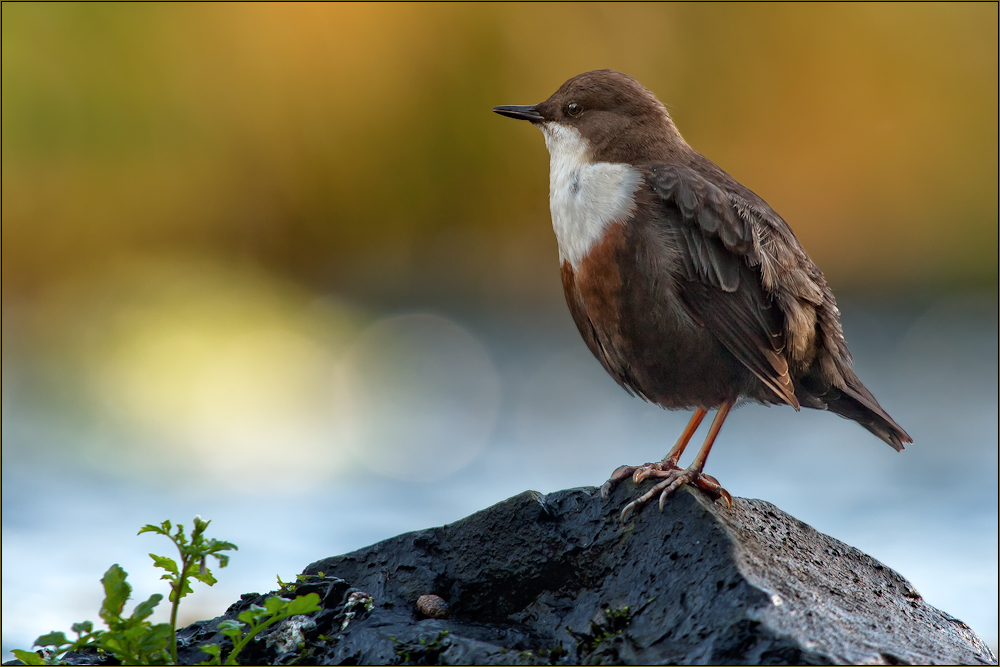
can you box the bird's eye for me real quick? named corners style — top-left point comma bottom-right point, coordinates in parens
top-left (566, 102), bottom-right (584, 117)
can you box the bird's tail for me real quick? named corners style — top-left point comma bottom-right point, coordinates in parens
top-left (832, 372), bottom-right (911, 451)
top-left (801, 369), bottom-right (911, 451)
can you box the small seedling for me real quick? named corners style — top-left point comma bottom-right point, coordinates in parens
top-left (537, 643), bottom-right (569, 664)
top-left (197, 593), bottom-right (321, 665)
top-left (12, 563), bottom-right (172, 666)
top-left (275, 571), bottom-right (326, 595)
top-left (12, 517), bottom-right (320, 666)
top-left (567, 597), bottom-right (656, 657)
top-left (140, 516), bottom-right (237, 663)
top-left (391, 630), bottom-right (451, 665)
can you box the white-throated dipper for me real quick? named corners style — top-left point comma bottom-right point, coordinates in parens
top-left (493, 70), bottom-right (911, 522)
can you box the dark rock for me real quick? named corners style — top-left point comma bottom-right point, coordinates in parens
top-left (282, 485), bottom-right (996, 665)
top-left (42, 483), bottom-right (993, 665)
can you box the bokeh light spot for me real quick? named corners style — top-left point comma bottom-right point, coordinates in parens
top-left (340, 314), bottom-right (501, 481)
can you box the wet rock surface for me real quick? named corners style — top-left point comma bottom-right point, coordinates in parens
top-left (66, 483), bottom-right (1000, 665)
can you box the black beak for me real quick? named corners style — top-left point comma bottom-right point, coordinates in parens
top-left (492, 105), bottom-right (545, 122)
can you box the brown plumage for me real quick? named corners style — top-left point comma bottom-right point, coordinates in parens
top-left (494, 70), bottom-right (910, 521)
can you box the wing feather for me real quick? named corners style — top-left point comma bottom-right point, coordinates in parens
top-left (649, 164), bottom-right (798, 408)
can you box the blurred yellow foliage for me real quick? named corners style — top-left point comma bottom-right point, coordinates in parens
top-left (3, 3), bottom-right (997, 304)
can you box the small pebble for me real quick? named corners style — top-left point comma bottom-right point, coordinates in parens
top-left (417, 594), bottom-right (449, 619)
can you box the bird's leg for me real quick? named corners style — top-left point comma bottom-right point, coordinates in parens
top-left (621, 401), bottom-right (734, 523)
top-left (633, 408), bottom-right (708, 484)
top-left (600, 408), bottom-right (707, 500)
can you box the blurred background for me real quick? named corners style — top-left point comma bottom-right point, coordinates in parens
top-left (3, 3), bottom-right (997, 658)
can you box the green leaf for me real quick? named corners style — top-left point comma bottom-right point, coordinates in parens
top-left (131, 593), bottom-right (163, 621)
top-left (197, 643), bottom-right (222, 665)
top-left (99, 633), bottom-right (124, 654)
top-left (210, 540), bottom-right (238, 554)
top-left (168, 577), bottom-right (194, 603)
top-left (218, 619), bottom-right (245, 643)
top-left (121, 624), bottom-right (148, 643)
top-left (192, 570), bottom-right (218, 586)
top-left (138, 524), bottom-right (165, 537)
top-left (135, 623), bottom-right (172, 655)
top-left (286, 593), bottom-right (322, 615)
top-left (11, 649), bottom-right (46, 665)
top-left (71, 621), bottom-right (94, 635)
top-left (182, 561), bottom-right (203, 579)
top-left (34, 631), bottom-right (69, 647)
top-left (149, 553), bottom-right (178, 575)
top-left (200, 643), bottom-right (222, 657)
top-left (99, 564), bottom-right (132, 624)
top-left (69, 632), bottom-right (101, 654)
top-left (264, 596), bottom-right (290, 615)
top-left (237, 604), bottom-right (267, 625)
top-left (217, 619), bottom-right (243, 632)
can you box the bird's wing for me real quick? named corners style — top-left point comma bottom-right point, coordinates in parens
top-left (647, 164), bottom-right (800, 408)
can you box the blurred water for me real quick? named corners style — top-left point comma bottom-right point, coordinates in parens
top-left (2, 293), bottom-right (997, 659)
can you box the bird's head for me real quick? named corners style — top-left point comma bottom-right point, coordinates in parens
top-left (493, 69), bottom-right (687, 165)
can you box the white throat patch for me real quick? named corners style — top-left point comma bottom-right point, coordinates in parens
top-left (539, 123), bottom-right (641, 269)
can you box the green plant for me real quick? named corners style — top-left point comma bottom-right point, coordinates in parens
top-left (275, 571), bottom-right (326, 595)
top-left (197, 594), bottom-right (321, 665)
top-left (11, 517), bottom-right (320, 667)
top-left (11, 564), bottom-right (171, 665)
top-left (391, 630), bottom-right (451, 665)
top-left (567, 597), bottom-right (656, 657)
top-left (140, 516), bottom-right (238, 663)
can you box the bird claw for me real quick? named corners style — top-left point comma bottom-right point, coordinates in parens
top-left (604, 461), bottom-right (680, 501)
top-left (616, 467), bottom-right (732, 522)
top-left (695, 473), bottom-right (732, 508)
top-left (633, 466), bottom-right (653, 484)
top-left (658, 476), bottom-right (688, 511)
top-left (601, 465), bottom-right (641, 501)
top-left (632, 461), bottom-right (683, 485)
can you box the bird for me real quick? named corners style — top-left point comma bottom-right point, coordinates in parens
top-left (493, 70), bottom-right (911, 522)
